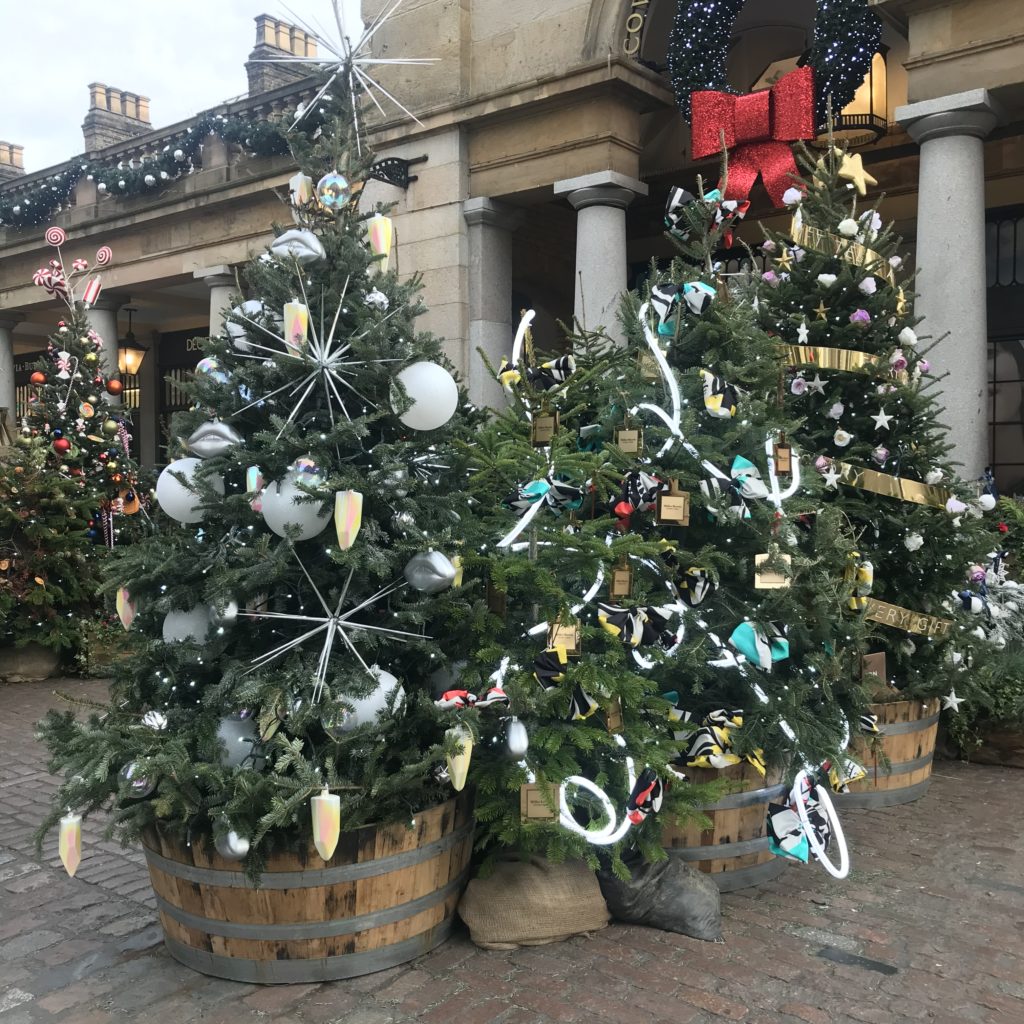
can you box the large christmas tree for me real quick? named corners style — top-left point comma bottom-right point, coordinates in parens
top-left (755, 144), bottom-right (1006, 706)
top-left (37, 73), bottom-right (482, 872)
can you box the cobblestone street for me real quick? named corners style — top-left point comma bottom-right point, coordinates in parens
top-left (1, 678), bottom-right (1022, 1024)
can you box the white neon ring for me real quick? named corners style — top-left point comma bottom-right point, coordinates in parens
top-left (792, 770), bottom-right (850, 879)
top-left (558, 736), bottom-right (636, 845)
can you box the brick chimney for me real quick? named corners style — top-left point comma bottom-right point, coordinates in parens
top-left (0, 142), bottom-right (24, 183)
top-left (246, 15), bottom-right (318, 96)
top-left (82, 84), bottom-right (152, 153)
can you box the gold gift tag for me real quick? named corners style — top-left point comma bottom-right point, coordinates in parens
top-left (548, 620), bottom-right (581, 656)
top-left (656, 480), bottom-right (690, 526)
top-left (773, 443), bottom-right (792, 474)
top-left (609, 561), bottom-right (633, 599)
top-left (531, 412), bottom-right (558, 447)
top-left (754, 552), bottom-right (792, 589)
top-left (615, 428), bottom-right (644, 455)
top-left (638, 349), bottom-right (660, 380)
top-left (861, 651), bottom-right (887, 680)
top-left (605, 698), bottom-right (624, 733)
top-left (520, 782), bottom-right (559, 820)
top-left (486, 580), bottom-right (507, 619)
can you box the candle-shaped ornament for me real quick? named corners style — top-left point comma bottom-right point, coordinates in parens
top-left (311, 787), bottom-right (341, 861)
top-left (445, 725), bottom-right (473, 791)
top-left (288, 172), bottom-right (314, 207)
top-left (283, 300), bottom-right (309, 352)
top-left (366, 213), bottom-right (394, 273)
top-left (246, 466), bottom-right (264, 513)
top-left (59, 811), bottom-right (82, 877)
top-left (115, 587), bottom-right (136, 630)
top-left (334, 490), bottom-right (363, 550)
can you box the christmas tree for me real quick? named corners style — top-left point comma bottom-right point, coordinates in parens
top-left (37, 72), bottom-right (481, 873)
top-left (755, 145), bottom-right (1007, 706)
top-left (23, 233), bottom-right (146, 547)
top-left (0, 438), bottom-right (97, 654)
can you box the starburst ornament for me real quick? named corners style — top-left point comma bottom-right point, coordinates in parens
top-left (256, 0), bottom-right (438, 149)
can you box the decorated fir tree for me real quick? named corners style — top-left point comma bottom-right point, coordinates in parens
top-left (755, 145), bottom-right (1010, 709)
top-left (0, 438), bottom-right (97, 654)
top-left (37, 73), bottom-right (482, 874)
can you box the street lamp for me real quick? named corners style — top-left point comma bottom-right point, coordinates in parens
top-left (117, 307), bottom-right (147, 376)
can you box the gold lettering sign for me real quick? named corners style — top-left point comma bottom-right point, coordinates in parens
top-left (548, 620), bottom-right (581, 656)
top-left (520, 782), bottom-right (559, 820)
top-left (790, 216), bottom-right (896, 287)
top-left (861, 651), bottom-right (887, 680)
top-left (773, 443), bottom-right (792, 474)
top-left (615, 428), bottom-right (643, 454)
top-left (656, 480), bottom-right (690, 525)
top-left (531, 412), bottom-right (558, 447)
top-left (622, 0), bottom-right (650, 57)
top-left (605, 698), bottom-right (624, 733)
top-left (609, 563), bottom-right (633, 599)
top-left (830, 461), bottom-right (950, 509)
top-left (864, 598), bottom-right (953, 638)
top-left (781, 345), bottom-right (879, 373)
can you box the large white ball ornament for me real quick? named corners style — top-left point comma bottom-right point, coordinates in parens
top-left (162, 605), bottom-right (212, 643)
top-left (156, 457), bottom-right (224, 524)
top-left (216, 714), bottom-right (264, 770)
top-left (394, 362), bottom-right (458, 431)
top-left (261, 477), bottom-right (331, 540)
top-left (334, 668), bottom-right (406, 732)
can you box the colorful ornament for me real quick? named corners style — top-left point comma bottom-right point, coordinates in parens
top-left (316, 171), bottom-right (350, 209)
top-left (105, 379), bottom-right (124, 397)
top-left (116, 587), bottom-right (136, 630)
top-left (366, 213), bottom-right (394, 272)
top-left (283, 300), bottom-right (309, 351)
top-left (445, 725), bottom-right (473, 791)
top-left (58, 812), bottom-right (82, 877)
top-left (333, 489), bottom-right (363, 550)
top-left (311, 788), bottom-right (341, 860)
top-left (29, 370), bottom-right (45, 385)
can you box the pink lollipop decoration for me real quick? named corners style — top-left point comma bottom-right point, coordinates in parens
top-left (45, 226), bottom-right (66, 247)
top-left (95, 245), bottom-right (112, 266)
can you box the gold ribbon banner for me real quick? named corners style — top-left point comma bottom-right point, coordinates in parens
top-left (782, 345), bottom-right (879, 372)
top-left (864, 598), bottom-right (953, 639)
top-left (790, 217), bottom-right (896, 287)
top-left (834, 461), bottom-right (950, 509)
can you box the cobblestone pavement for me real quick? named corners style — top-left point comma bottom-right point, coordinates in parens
top-left (1, 678), bottom-right (1022, 1024)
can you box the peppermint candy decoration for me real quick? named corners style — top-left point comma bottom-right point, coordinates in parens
top-left (72, 257), bottom-right (88, 272)
top-left (95, 245), bottom-right (113, 266)
top-left (45, 226), bottom-right (66, 247)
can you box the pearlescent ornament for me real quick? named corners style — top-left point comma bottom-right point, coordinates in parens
top-left (366, 213), bottom-right (393, 272)
top-left (904, 533), bottom-right (924, 552)
top-left (393, 362), bottom-right (459, 431)
top-left (195, 356), bottom-right (229, 384)
top-left (316, 170), bottom-right (350, 209)
top-left (445, 725), bottom-right (473, 792)
top-left (506, 717), bottom-right (529, 758)
top-left (59, 812), bottom-right (82, 877)
top-left (289, 171), bottom-right (314, 207)
top-left (311, 787), bottom-right (341, 860)
top-left (261, 473), bottom-right (331, 541)
top-left (333, 668), bottom-right (405, 732)
top-left (283, 300), bottom-right (309, 351)
top-left (214, 828), bottom-right (251, 861)
top-left (269, 228), bottom-right (326, 265)
top-left (403, 550), bottom-right (457, 594)
top-left (833, 429), bottom-right (853, 448)
top-left (156, 457), bottom-right (225, 524)
top-left (120, 762), bottom-right (156, 799)
top-left (162, 605), bottom-right (212, 643)
top-left (334, 489), bottom-right (363, 550)
top-left (216, 714), bottom-right (264, 770)
top-left (116, 587), bottom-right (136, 630)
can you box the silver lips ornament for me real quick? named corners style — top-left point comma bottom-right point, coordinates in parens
top-left (403, 551), bottom-right (457, 594)
top-left (186, 420), bottom-right (243, 459)
top-left (269, 229), bottom-right (326, 265)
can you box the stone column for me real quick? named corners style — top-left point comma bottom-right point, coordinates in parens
top-left (86, 295), bottom-right (123, 404)
top-left (897, 89), bottom-right (1001, 479)
top-left (0, 313), bottom-right (25, 435)
top-left (554, 171), bottom-right (647, 344)
top-left (194, 265), bottom-right (237, 335)
top-left (463, 198), bottom-right (523, 411)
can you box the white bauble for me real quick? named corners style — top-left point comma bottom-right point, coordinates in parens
top-left (156, 458), bottom-right (224, 524)
top-left (225, 299), bottom-right (276, 353)
top-left (162, 605), bottom-right (212, 643)
top-left (214, 829), bottom-right (251, 860)
top-left (977, 494), bottom-right (997, 512)
top-left (260, 477), bottom-right (331, 540)
top-left (506, 718), bottom-right (529, 758)
top-left (209, 600), bottom-right (239, 625)
top-left (216, 714), bottom-right (263, 769)
top-left (334, 668), bottom-right (406, 732)
top-left (393, 362), bottom-right (459, 431)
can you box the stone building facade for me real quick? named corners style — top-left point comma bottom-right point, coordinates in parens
top-left (1, 0), bottom-right (1023, 489)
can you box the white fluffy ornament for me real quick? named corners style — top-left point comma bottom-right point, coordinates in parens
top-left (904, 532), bottom-right (924, 552)
top-left (977, 493), bottom-right (997, 512)
top-left (826, 401), bottom-right (845, 420)
top-left (899, 327), bottom-right (918, 347)
top-left (162, 606), bottom-right (212, 643)
top-left (782, 187), bottom-right (803, 206)
top-left (817, 274), bottom-right (837, 288)
top-left (858, 277), bottom-right (877, 296)
top-left (925, 468), bottom-right (944, 485)
top-left (833, 429), bottom-right (853, 447)
top-left (364, 288), bottom-right (389, 311)
top-left (837, 218), bottom-right (859, 238)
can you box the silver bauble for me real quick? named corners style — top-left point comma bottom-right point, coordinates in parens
top-left (506, 718), bottom-right (529, 758)
top-left (214, 829), bottom-right (251, 860)
top-left (269, 228), bottom-right (326, 265)
top-left (403, 551), bottom-right (457, 594)
top-left (142, 710), bottom-right (168, 731)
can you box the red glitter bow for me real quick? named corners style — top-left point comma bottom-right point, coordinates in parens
top-left (690, 66), bottom-right (815, 208)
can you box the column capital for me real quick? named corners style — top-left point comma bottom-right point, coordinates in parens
top-left (463, 197), bottom-right (523, 232)
top-left (897, 89), bottom-right (1003, 145)
top-left (89, 291), bottom-right (130, 313)
top-left (0, 312), bottom-right (25, 331)
top-left (193, 265), bottom-right (236, 290)
top-left (554, 171), bottom-right (648, 211)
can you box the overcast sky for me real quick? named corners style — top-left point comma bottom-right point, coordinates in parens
top-left (2, 1), bottom-right (362, 172)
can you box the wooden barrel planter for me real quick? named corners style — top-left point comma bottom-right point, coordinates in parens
top-left (661, 762), bottom-right (789, 892)
top-left (141, 793), bottom-right (473, 984)
top-left (835, 698), bottom-right (940, 808)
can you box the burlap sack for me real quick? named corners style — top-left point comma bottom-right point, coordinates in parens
top-left (457, 856), bottom-right (610, 949)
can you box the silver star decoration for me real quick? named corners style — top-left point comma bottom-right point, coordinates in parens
top-left (255, 0), bottom-right (438, 149)
top-left (822, 465), bottom-right (842, 490)
top-left (232, 273), bottom-right (402, 435)
top-left (806, 373), bottom-right (826, 395)
top-left (872, 407), bottom-right (894, 431)
top-left (942, 688), bottom-right (964, 713)
top-left (796, 320), bottom-right (809, 344)
top-left (239, 546), bottom-right (424, 703)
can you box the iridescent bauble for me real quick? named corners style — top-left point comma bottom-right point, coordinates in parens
top-left (316, 171), bottom-right (350, 209)
top-left (120, 762), bottom-right (156, 799)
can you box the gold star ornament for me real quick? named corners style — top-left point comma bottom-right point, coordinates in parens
top-left (814, 300), bottom-right (830, 321)
top-left (837, 151), bottom-right (878, 196)
top-left (774, 248), bottom-right (794, 272)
